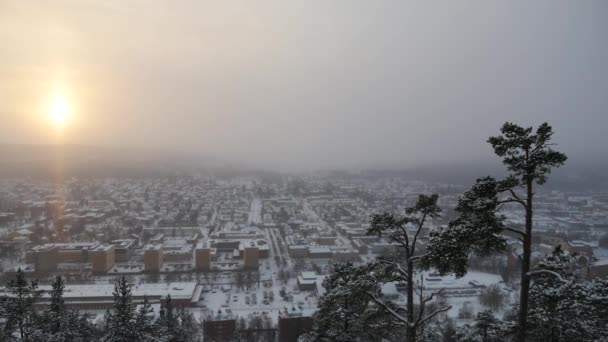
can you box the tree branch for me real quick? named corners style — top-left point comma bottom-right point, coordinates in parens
top-left (367, 294), bottom-right (410, 327)
top-left (415, 305), bottom-right (452, 327)
top-left (377, 259), bottom-right (408, 279)
top-left (397, 223), bottom-right (411, 259)
top-left (417, 287), bottom-right (445, 325)
top-left (410, 212), bottom-right (427, 257)
top-left (504, 188), bottom-right (525, 204)
top-left (504, 227), bottom-right (526, 237)
top-left (388, 234), bottom-right (409, 253)
top-left (409, 253), bottom-right (429, 262)
top-left (421, 288), bottom-right (445, 306)
top-left (498, 198), bottom-right (527, 208)
top-left (527, 270), bottom-right (568, 283)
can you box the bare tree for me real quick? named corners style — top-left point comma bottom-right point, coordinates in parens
top-left (479, 284), bottom-right (505, 312)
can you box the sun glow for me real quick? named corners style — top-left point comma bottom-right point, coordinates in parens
top-left (48, 94), bottom-right (71, 127)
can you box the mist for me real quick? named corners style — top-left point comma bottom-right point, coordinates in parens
top-left (1, 0), bottom-right (607, 170)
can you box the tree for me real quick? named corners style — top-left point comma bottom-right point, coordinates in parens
top-left (237, 316), bottom-right (247, 331)
top-left (367, 194), bottom-right (452, 342)
top-left (440, 319), bottom-right (457, 342)
top-left (276, 207), bottom-right (289, 224)
top-left (134, 297), bottom-right (156, 341)
top-left (245, 272), bottom-right (255, 291)
top-left (279, 287), bottom-right (287, 300)
top-left (455, 310), bottom-right (512, 342)
top-left (457, 305), bottom-right (474, 320)
top-left (235, 272), bottom-right (245, 290)
top-left (300, 263), bottom-right (399, 342)
top-left (278, 268), bottom-right (291, 285)
top-left (527, 246), bottom-right (608, 341)
top-left (156, 295), bottom-right (198, 342)
top-left (102, 277), bottom-right (155, 342)
top-left (425, 122), bottom-right (567, 342)
top-left (176, 308), bottom-right (197, 341)
top-left (0, 268), bottom-right (42, 341)
top-left (479, 284), bottom-right (505, 312)
top-left (38, 276), bottom-right (94, 342)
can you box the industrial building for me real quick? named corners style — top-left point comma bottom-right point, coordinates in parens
top-left (144, 244), bottom-right (163, 273)
top-left (194, 242), bottom-right (211, 272)
top-left (90, 244), bottom-right (115, 274)
top-left (0, 282), bottom-right (203, 310)
top-left (243, 246), bottom-right (259, 271)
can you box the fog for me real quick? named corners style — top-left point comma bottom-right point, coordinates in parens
top-left (1, 0), bottom-right (607, 170)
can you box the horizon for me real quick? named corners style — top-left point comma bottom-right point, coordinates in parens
top-left (2, 0), bottom-right (607, 170)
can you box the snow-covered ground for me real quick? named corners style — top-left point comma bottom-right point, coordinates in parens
top-left (197, 277), bottom-right (318, 324)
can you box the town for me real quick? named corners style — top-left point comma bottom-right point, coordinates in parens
top-left (1, 172), bottom-right (607, 341)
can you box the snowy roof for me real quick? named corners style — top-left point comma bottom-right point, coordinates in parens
top-left (301, 272), bottom-right (317, 280)
top-left (308, 246), bottom-right (331, 254)
top-left (570, 240), bottom-right (592, 247)
top-left (422, 271), bottom-right (503, 290)
top-left (32, 242), bottom-right (100, 252)
top-left (33, 282), bottom-right (198, 301)
top-left (592, 259), bottom-right (608, 266)
top-left (144, 244), bottom-right (163, 251)
top-left (92, 244), bottom-right (113, 252)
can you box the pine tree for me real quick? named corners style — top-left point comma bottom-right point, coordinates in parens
top-left (0, 268), bottom-right (42, 342)
top-left (134, 296), bottom-right (156, 341)
top-left (156, 295), bottom-right (198, 342)
top-left (527, 246), bottom-right (608, 341)
top-left (157, 295), bottom-right (178, 341)
top-left (455, 310), bottom-right (512, 342)
top-left (302, 263), bottom-right (403, 342)
top-left (425, 122), bottom-right (567, 342)
top-left (176, 307), bottom-right (197, 341)
top-left (440, 319), bottom-right (457, 342)
top-left (102, 277), bottom-right (149, 342)
top-left (299, 263), bottom-right (400, 342)
top-left (38, 276), bottom-right (94, 342)
top-left (367, 194), bottom-right (452, 342)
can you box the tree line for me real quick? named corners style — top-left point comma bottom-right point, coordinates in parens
top-left (0, 272), bottom-right (199, 342)
top-left (301, 122), bottom-right (608, 342)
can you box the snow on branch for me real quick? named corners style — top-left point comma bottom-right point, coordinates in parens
top-left (416, 305), bottom-right (452, 326)
top-left (526, 270), bottom-right (569, 283)
top-left (367, 294), bottom-right (410, 327)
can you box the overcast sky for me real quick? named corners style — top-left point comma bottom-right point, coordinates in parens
top-left (1, 0), bottom-right (607, 170)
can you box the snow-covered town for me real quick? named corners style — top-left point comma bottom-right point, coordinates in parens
top-left (1, 173), bottom-right (607, 341)
top-left (2, 1), bottom-right (608, 341)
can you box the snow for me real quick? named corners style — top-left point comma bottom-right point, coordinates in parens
top-left (32, 282), bottom-right (199, 301)
top-left (421, 271), bottom-right (503, 291)
top-left (197, 279), bottom-right (319, 324)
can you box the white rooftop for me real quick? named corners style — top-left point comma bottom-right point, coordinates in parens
top-left (35, 282), bottom-right (198, 300)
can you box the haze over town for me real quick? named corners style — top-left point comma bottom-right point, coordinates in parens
top-left (1, 1), bottom-right (607, 342)
top-left (1, 0), bottom-right (607, 170)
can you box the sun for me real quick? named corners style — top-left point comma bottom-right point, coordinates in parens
top-left (48, 95), bottom-right (71, 126)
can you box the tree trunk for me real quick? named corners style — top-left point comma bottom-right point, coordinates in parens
top-left (516, 178), bottom-right (533, 342)
top-left (406, 261), bottom-right (416, 342)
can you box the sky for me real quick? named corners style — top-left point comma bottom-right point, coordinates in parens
top-left (1, 0), bottom-right (607, 170)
